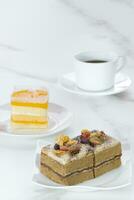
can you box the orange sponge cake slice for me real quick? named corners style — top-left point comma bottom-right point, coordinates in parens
top-left (11, 88), bottom-right (49, 129)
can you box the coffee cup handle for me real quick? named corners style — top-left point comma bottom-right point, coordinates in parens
top-left (116, 56), bottom-right (126, 72)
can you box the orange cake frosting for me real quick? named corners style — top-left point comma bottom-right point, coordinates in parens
top-left (11, 88), bottom-right (49, 128)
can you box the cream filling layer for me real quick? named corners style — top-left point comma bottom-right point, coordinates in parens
top-left (11, 95), bottom-right (48, 103)
top-left (11, 106), bottom-right (47, 116)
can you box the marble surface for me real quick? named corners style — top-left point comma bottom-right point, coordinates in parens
top-left (0, 0), bottom-right (134, 199)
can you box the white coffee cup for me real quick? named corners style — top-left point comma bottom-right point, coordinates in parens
top-left (74, 51), bottom-right (126, 91)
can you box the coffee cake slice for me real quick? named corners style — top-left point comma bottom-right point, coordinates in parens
top-left (40, 130), bottom-right (122, 185)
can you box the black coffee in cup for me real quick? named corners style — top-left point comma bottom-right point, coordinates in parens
top-left (84, 60), bottom-right (108, 63)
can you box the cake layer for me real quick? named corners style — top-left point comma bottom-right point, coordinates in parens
top-left (40, 164), bottom-right (94, 185)
top-left (94, 157), bottom-right (121, 177)
top-left (12, 89), bottom-right (48, 97)
top-left (11, 116), bottom-right (48, 124)
top-left (11, 89), bottom-right (48, 106)
top-left (11, 121), bottom-right (48, 129)
top-left (40, 156), bottom-right (121, 185)
top-left (11, 106), bottom-right (47, 116)
top-left (11, 101), bottom-right (48, 108)
top-left (11, 115), bottom-right (48, 123)
top-left (41, 149), bottom-right (93, 176)
top-left (41, 151), bottom-right (121, 177)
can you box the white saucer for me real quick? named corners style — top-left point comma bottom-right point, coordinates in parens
top-left (32, 136), bottom-right (132, 191)
top-left (0, 103), bottom-right (73, 138)
top-left (59, 72), bottom-right (132, 96)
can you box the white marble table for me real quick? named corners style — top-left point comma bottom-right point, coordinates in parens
top-left (0, 0), bottom-right (134, 199)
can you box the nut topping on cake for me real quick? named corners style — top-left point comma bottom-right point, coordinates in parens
top-left (53, 130), bottom-right (107, 155)
top-left (53, 134), bottom-right (79, 155)
top-left (60, 146), bottom-right (69, 151)
top-left (81, 129), bottom-right (91, 137)
top-left (54, 143), bottom-right (60, 150)
top-left (66, 139), bottom-right (78, 146)
top-left (90, 131), bottom-right (102, 138)
top-left (69, 143), bottom-right (81, 155)
top-left (89, 136), bottom-right (103, 147)
top-left (56, 134), bottom-right (70, 146)
top-left (80, 137), bottom-right (89, 144)
top-left (79, 129), bottom-right (107, 146)
top-left (80, 129), bottom-right (90, 144)
top-left (89, 130), bottom-right (107, 146)
top-left (53, 150), bottom-right (67, 156)
top-left (100, 131), bottom-right (107, 140)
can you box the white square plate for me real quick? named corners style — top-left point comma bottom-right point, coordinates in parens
top-left (32, 137), bottom-right (132, 191)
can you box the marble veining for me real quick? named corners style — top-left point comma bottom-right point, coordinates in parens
top-left (0, 43), bottom-right (23, 52)
top-left (61, 0), bottom-right (134, 57)
top-left (111, 0), bottom-right (134, 8)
